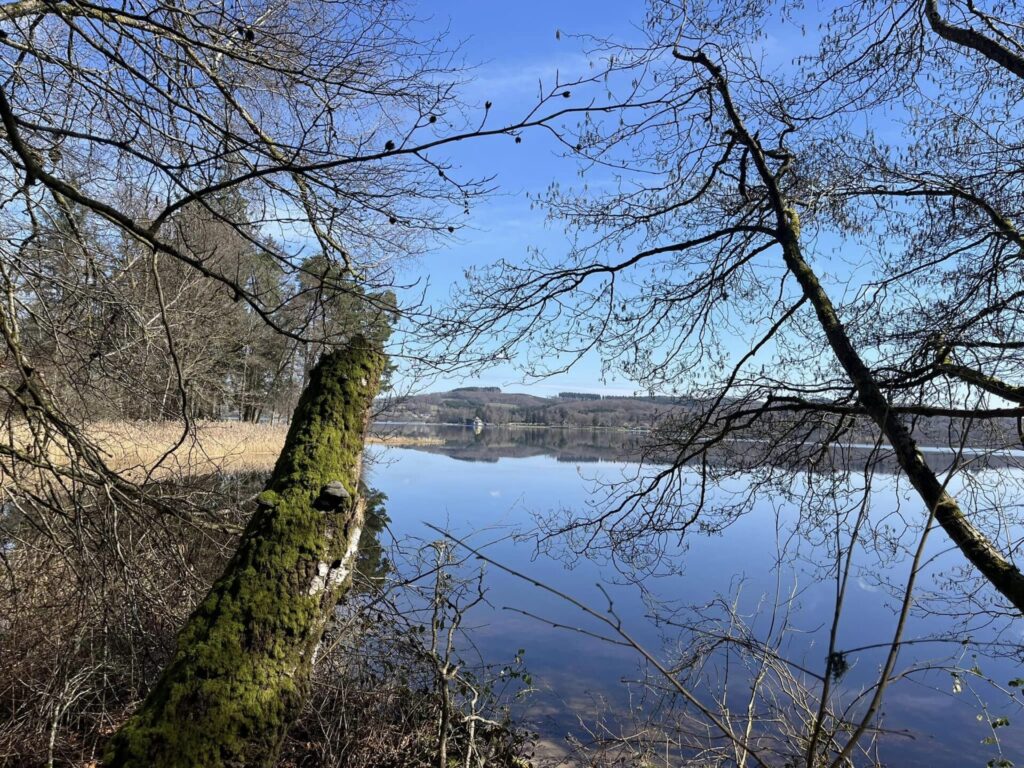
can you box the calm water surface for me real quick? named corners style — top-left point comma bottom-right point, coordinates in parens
top-left (366, 425), bottom-right (1024, 767)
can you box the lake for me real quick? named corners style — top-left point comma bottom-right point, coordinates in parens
top-left (366, 424), bottom-right (1024, 767)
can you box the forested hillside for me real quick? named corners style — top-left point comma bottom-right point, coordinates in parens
top-left (388, 387), bottom-right (1024, 449)
top-left (387, 387), bottom-right (694, 427)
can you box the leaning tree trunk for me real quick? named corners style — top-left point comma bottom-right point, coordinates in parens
top-left (105, 336), bottom-right (386, 768)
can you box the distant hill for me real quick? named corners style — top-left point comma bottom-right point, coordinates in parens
top-left (383, 387), bottom-right (698, 429)
top-left (381, 388), bottom-right (1023, 450)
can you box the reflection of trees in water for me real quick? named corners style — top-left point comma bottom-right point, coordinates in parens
top-left (354, 484), bottom-right (391, 587)
top-left (389, 425), bottom-right (1024, 767)
top-left (378, 424), bottom-right (650, 463)
top-left (379, 424), bottom-right (1024, 474)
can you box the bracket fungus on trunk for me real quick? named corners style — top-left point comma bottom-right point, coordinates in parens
top-left (105, 335), bottom-right (386, 768)
top-left (314, 480), bottom-right (352, 512)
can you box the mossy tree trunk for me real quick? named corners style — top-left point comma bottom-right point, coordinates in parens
top-left (105, 336), bottom-right (386, 768)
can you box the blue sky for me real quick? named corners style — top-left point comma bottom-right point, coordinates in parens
top-left (395, 1), bottom-right (850, 397)
top-left (396, 1), bottom-right (648, 395)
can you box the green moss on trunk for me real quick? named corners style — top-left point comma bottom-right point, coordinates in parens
top-left (105, 336), bottom-right (386, 768)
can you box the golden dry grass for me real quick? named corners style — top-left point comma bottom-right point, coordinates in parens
top-left (88, 420), bottom-right (291, 477)
top-left (88, 421), bottom-right (442, 477)
top-left (368, 433), bottom-right (445, 447)
top-left (2, 420), bottom-right (443, 483)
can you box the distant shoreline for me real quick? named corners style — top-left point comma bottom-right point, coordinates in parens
top-left (374, 420), bottom-right (1024, 456)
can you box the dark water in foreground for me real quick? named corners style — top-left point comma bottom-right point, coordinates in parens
top-left (365, 425), bottom-right (1024, 767)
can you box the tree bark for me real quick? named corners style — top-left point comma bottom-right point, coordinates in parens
top-left (686, 49), bottom-right (1024, 614)
top-left (104, 335), bottom-right (386, 767)
top-left (924, 0), bottom-right (1024, 81)
top-left (776, 217), bottom-right (1024, 613)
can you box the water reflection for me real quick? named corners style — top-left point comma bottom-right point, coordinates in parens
top-left (373, 422), bottom-right (1024, 473)
top-left (367, 432), bottom-right (1024, 768)
top-left (374, 423), bottom-right (651, 463)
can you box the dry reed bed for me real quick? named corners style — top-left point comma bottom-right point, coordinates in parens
top-left (1, 421), bottom-right (444, 487)
top-left (86, 420), bottom-right (290, 477)
top-left (1, 421), bottom-right (441, 480)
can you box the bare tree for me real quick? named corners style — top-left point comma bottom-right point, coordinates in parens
top-left (434, 0), bottom-right (1024, 615)
top-left (415, 2), bottom-right (1024, 763)
top-left (0, 0), bottom-right (596, 476)
top-left (103, 335), bottom-right (384, 766)
top-left (0, 1), bottom-right (578, 763)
